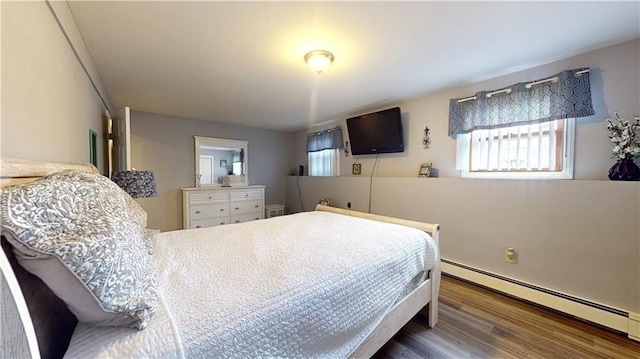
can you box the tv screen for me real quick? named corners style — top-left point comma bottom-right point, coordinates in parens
top-left (346, 107), bottom-right (404, 155)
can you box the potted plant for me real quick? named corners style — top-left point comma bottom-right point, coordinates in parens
top-left (607, 112), bottom-right (640, 181)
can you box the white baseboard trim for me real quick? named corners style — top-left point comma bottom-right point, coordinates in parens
top-left (629, 312), bottom-right (640, 341)
top-left (441, 259), bottom-right (639, 342)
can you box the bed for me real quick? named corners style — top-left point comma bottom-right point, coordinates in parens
top-left (0, 157), bottom-right (440, 359)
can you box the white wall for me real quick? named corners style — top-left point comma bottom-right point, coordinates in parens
top-left (287, 176), bottom-right (639, 312)
top-left (1, 1), bottom-right (111, 170)
top-left (130, 111), bottom-right (293, 231)
top-left (288, 39), bottom-right (640, 313)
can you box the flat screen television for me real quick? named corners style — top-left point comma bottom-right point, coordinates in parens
top-left (346, 107), bottom-right (404, 155)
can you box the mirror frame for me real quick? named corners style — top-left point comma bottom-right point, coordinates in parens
top-left (194, 136), bottom-right (248, 187)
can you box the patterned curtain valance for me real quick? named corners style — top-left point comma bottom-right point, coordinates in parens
top-left (448, 68), bottom-right (595, 138)
top-left (307, 126), bottom-right (344, 152)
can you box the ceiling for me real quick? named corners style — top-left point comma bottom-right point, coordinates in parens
top-left (67, 1), bottom-right (640, 132)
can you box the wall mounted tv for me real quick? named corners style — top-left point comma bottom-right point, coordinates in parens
top-left (346, 107), bottom-right (404, 155)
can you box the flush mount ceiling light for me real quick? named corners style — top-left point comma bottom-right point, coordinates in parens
top-left (304, 50), bottom-right (335, 73)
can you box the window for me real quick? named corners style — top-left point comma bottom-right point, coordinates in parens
top-left (308, 149), bottom-right (340, 176)
top-left (306, 126), bottom-right (344, 176)
top-left (449, 68), bottom-right (594, 180)
top-left (457, 119), bottom-right (574, 179)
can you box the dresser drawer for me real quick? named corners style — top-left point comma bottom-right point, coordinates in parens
top-left (230, 213), bottom-right (262, 224)
top-left (189, 191), bottom-right (229, 204)
top-left (191, 217), bottom-right (230, 228)
top-left (190, 203), bottom-right (229, 220)
top-left (230, 189), bottom-right (263, 202)
top-left (183, 186), bottom-right (264, 229)
top-left (230, 200), bottom-right (263, 215)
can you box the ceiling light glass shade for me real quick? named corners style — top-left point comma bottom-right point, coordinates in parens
top-left (304, 50), bottom-right (335, 72)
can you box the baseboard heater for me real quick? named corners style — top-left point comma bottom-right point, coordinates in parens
top-left (441, 258), bottom-right (640, 342)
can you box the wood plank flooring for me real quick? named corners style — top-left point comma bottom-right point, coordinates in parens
top-left (373, 275), bottom-right (640, 358)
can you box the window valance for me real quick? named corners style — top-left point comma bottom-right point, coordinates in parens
top-left (307, 127), bottom-right (344, 153)
top-left (448, 68), bottom-right (595, 138)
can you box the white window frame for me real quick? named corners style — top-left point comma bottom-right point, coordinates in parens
top-left (456, 118), bottom-right (575, 180)
top-left (308, 149), bottom-right (340, 177)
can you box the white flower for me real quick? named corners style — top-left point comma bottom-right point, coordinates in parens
top-left (606, 112), bottom-right (640, 160)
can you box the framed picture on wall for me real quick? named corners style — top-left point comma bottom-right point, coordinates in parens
top-left (88, 130), bottom-right (98, 167)
top-left (220, 160), bottom-right (227, 167)
top-left (418, 163), bottom-right (432, 178)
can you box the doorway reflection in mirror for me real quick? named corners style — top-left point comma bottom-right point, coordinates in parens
top-left (194, 137), bottom-right (248, 187)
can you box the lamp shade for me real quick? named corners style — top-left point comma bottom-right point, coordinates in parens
top-left (111, 170), bottom-right (157, 199)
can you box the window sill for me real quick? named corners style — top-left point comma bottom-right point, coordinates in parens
top-left (460, 170), bottom-right (573, 180)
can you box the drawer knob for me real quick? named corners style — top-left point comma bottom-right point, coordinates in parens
top-left (195, 211), bottom-right (201, 214)
top-left (254, 205), bottom-right (259, 208)
top-left (220, 222), bottom-right (225, 225)
top-left (255, 217), bottom-right (259, 220)
top-left (220, 208), bottom-right (225, 212)
top-left (235, 220), bottom-right (240, 223)
top-left (235, 207), bottom-right (240, 210)
top-left (195, 225), bottom-right (201, 228)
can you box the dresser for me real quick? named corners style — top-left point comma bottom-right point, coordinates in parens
top-left (182, 186), bottom-right (265, 229)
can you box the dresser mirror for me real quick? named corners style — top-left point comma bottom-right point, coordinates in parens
top-left (194, 136), bottom-right (248, 187)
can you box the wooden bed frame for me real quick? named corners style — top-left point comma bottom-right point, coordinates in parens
top-left (0, 157), bottom-right (440, 359)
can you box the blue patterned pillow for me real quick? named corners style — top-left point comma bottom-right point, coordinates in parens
top-left (0, 170), bottom-right (158, 330)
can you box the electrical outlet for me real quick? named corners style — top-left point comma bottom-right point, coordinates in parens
top-left (505, 248), bottom-right (517, 264)
top-left (347, 201), bottom-right (352, 209)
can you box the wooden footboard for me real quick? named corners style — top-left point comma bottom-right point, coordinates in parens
top-left (351, 279), bottom-right (434, 358)
top-left (315, 205), bottom-right (440, 245)
top-left (314, 204), bottom-right (441, 358)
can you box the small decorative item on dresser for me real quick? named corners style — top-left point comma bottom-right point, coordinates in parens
top-left (418, 163), bottom-right (432, 178)
top-left (606, 112), bottom-right (640, 181)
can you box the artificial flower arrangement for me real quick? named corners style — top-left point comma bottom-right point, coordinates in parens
top-left (606, 112), bottom-right (640, 160)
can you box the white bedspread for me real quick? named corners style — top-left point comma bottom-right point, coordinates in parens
top-left (65, 211), bottom-right (437, 358)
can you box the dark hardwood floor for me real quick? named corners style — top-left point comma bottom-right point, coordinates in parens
top-left (373, 275), bottom-right (640, 358)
